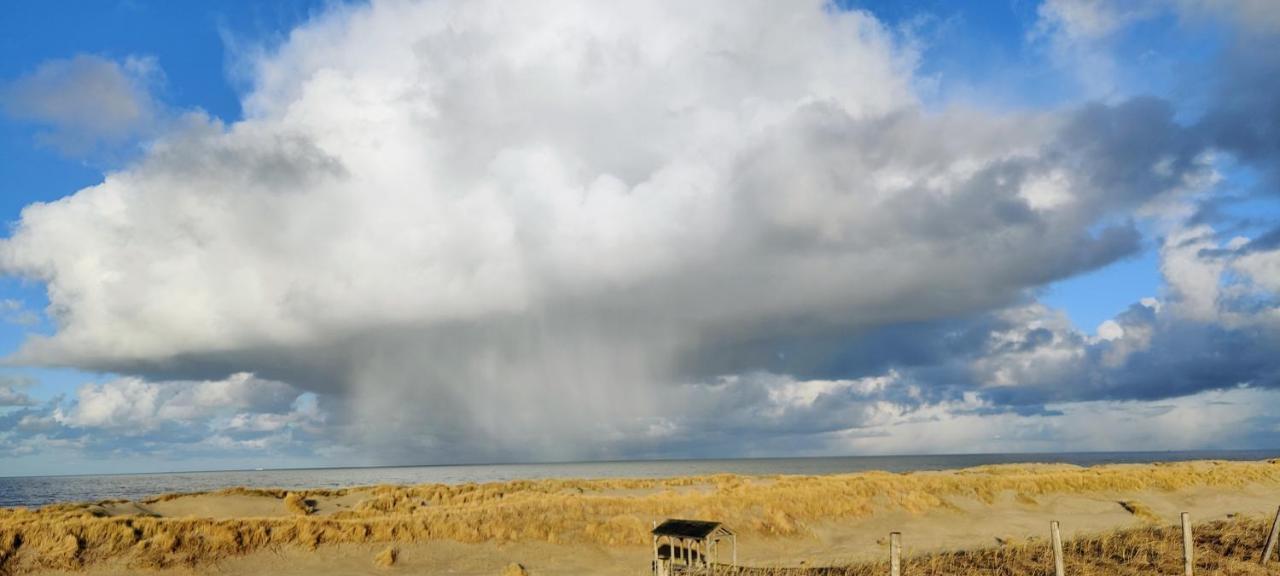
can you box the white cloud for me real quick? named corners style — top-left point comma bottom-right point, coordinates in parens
top-left (1161, 225), bottom-right (1227, 322)
top-left (972, 304), bottom-right (1086, 389)
top-left (764, 371), bottom-right (899, 411)
top-left (1096, 319), bottom-right (1124, 341)
top-left (55, 373), bottom-right (304, 433)
top-left (0, 54), bottom-right (163, 155)
top-left (1235, 247), bottom-right (1280, 293)
top-left (1030, 0), bottom-right (1280, 99)
top-left (1033, 0), bottom-right (1145, 41)
top-left (1029, 0), bottom-right (1157, 98)
top-left (834, 386), bottom-right (1280, 455)
top-left (0, 386), bottom-right (34, 407)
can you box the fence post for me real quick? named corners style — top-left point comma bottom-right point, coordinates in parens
top-left (1264, 506), bottom-right (1280, 565)
top-left (1181, 512), bottom-right (1194, 576)
top-left (1051, 521), bottom-right (1065, 576)
top-left (890, 532), bottom-right (901, 576)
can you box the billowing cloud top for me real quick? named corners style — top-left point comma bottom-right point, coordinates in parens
top-left (2, 0), bottom-right (1280, 467)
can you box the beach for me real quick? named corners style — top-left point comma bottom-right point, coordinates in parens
top-left (3, 459), bottom-right (1280, 575)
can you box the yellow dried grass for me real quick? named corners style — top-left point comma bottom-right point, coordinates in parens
top-left (373, 545), bottom-right (397, 568)
top-left (283, 492), bottom-right (315, 516)
top-left (720, 515), bottom-right (1275, 575)
top-left (500, 562), bottom-right (530, 575)
top-left (1118, 499), bottom-right (1159, 523)
top-left (0, 459), bottom-right (1276, 574)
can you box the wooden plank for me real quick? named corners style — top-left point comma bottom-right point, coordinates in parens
top-left (1051, 521), bottom-right (1065, 576)
top-left (890, 532), bottom-right (902, 576)
top-left (1182, 512), bottom-right (1194, 576)
top-left (1263, 505), bottom-right (1280, 565)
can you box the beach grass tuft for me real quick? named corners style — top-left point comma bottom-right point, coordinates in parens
top-left (374, 545), bottom-right (398, 568)
top-left (284, 492), bottom-right (316, 516)
top-left (501, 562), bottom-right (530, 575)
top-left (1118, 499), bottom-right (1160, 523)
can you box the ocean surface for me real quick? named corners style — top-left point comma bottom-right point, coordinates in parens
top-left (2, 449), bottom-right (1278, 508)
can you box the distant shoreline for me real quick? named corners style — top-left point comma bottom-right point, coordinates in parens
top-left (5, 448), bottom-right (1280, 508)
top-left (9, 447), bottom-right (1278, 480)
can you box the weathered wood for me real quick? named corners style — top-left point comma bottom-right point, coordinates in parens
top-left (1263, 506), bottom-right (1280, 565)
top-left (709, 538), bottom-right (715, 576)
top-left (1051, 521), bottom-right (1065, 576)
top-left (1182, 512), bottom-right (1194, 576)
top-left (652, 531), bottom-right (658, 576)
top-left (890, 532), bottom-right (902, 576)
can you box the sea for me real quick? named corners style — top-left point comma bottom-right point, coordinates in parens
top-left (2, 449), bottom-right (1278, 508)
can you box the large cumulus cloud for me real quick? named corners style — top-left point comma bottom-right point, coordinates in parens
top-left (2, 0), bottom-right (1280, 463)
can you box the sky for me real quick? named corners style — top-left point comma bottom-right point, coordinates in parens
top-left (1, 0), bottom-right (1279, 476)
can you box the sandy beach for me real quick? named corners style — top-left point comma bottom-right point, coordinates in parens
top-left (3, 459), bottom-right (1280, 575)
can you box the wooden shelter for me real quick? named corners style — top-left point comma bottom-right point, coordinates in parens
top-left (651, 519), bottom-right (736, 576)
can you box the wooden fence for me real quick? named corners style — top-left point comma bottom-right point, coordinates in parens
top-left (708, 505), bottom-right (1280, 575)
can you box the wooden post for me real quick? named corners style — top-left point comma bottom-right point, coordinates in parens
top-left (1263, 505), bottom-right (1280, 565)
top-left (652, 531), bottom-right (658, 576)
top-left (1051, 521), bottom-right (1065, 576)
top-left (890, 532), bottom-right (902, 576)
top-left (732, 534), bottom-right (737, 566)
top-left (1181, 512), bottom-right (1194, 576)
top-left (708, 538), bottom-right (714, 576)
top-left (658, 535), bottom-right (666, 576)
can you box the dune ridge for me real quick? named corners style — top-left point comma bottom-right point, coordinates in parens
top-left (1, 459), bottom-right (1279, 574)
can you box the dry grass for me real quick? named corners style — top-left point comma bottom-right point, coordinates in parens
top-left (283, 493), bottom-right (316, 516)
top-left (501, 562), bottom-right (530, 575)
top-left (373, 545), bottom-right (397, 568)
top-left (0, 460), bottom-right (1278, 574)
top-left (718, 516), bottom-right (1276, 575)
top-left (1117, 500), bottom-right (1159, 523)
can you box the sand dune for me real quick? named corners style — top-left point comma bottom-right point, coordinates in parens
top-left (3, 460), bottom-right (1280, 575)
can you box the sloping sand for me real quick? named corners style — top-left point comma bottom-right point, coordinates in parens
top-left (92, 490), bottom-right (370, 520)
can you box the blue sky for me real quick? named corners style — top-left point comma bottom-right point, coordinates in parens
top-left (2, 0), bottom-right (1279, 476)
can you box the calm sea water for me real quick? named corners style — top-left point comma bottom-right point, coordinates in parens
top-left (2, 450), bottom-right (1277, 508)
